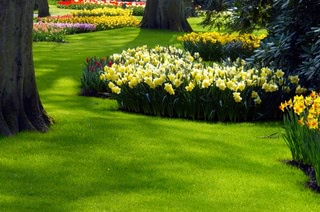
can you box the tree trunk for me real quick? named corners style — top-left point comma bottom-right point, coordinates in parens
top-left (0, 0), bottom-right (52, 136)
top-left (140, 0), bottom-right (193, 32)
top-left (36, 0), bottom-right (50, 17)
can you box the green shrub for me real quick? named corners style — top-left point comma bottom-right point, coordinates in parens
top-left (132, 6), bottom-right (144, 16)
top-left (200, 10), bottom-right (234, 31)
top-left (249, 0), bottom-right (320, 90)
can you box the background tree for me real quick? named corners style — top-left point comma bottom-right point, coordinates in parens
top-left (199, 0), bottom-right (272, 32)
top-left (36, 0), bottom-right (51, 17)
top-left (140, 0), bottom-right (193, 32)
top-left (0, 0), bottom-right (52, 136)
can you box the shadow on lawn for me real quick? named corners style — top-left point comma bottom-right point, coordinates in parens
top-left (0, 115), bottom-right (288, 210)
top-left (33, 27), bottom-right (181, 100)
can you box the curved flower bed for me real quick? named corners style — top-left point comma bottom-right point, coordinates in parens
top-left (90, 45), bottom-right (304, 121)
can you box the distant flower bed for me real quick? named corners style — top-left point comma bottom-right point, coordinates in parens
top-left (82, 45), bottom-right (305, 122)
top-left (178, 32), bottom-right (266, 61)
top-left (57, 0), bottom-right (145, 7)
top-left (71, 7), bottom-right (132, 16)
top-left (37, 15), bottom-right (139, 30)
top-left (33, 22), bottom-right (96, 42)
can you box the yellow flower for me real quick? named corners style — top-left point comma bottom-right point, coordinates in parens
top-left (238, 81), bottom-right (246, 91)
top-left (201, 79), bottom-right (210, 88)
top-left (164, 83), bottom-right (175, 95)
top-left (307, 118), bottom-right (318, 129)
top-left (111, 86), bottom-right (121, 94)
top-left (173, 79), bottom-right (183, 88)
top-left (251, 91), bottom-right (258, 99)
top-left (275, 69), bottom-right (285, 78)
top-left (295, 85), bottom-right (307, 94)
top-left (254, 97), bottom-right (262, 104)
top-left (185, 81), bottom-right (195, 92)
top-left (233, 92), bottom-right (242, 103)
top-left (305, 96), bottom-right (313, 106)
top-left (288, 75), bottom-right (299, 84)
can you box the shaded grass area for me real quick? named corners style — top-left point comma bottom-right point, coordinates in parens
top-left (1, 17), bottom-right (320, 211)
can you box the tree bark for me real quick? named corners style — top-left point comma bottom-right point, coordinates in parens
top-left (36, 0), bottom-right (51, 17)
top-left (140, 0), bottom-right (193, 32)
top-left (0, 0), bottom-right (52, 136)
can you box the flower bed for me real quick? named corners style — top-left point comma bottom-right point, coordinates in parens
top-left (58, 0), bottom-right (145, 7)
top-left (82, 45), bottom-right (304, 122)
top-left (280, 92), bottom-right (320, 187)
top-left (178, 32), bottom-right (266, 61)
top-left (37, 15), bottom-right (139, 30)
top-left (33, 22), bottom-right (96, 42)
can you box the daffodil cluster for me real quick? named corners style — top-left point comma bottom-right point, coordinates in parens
top-left (97, 45), bottom-right (302, 121)
top-left (280, 92), bottom-right (320, 186)
top-left (280, 91), bottom-right (320, 130)
top-left (178, 32), bottom-right (266, 61)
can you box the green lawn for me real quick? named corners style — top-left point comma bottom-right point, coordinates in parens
top-left (0, 10), bottom-right (319, 211)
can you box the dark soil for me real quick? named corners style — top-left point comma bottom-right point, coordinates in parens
top-left (284, 160), bottom-right (320, 193)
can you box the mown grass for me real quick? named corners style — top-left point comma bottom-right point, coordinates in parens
top-left (1, 9), bottom-right (320, 211)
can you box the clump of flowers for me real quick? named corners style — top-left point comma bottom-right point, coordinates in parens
top-left (280, 92), bottom-right (320, 129)
top-left (178, 32), bottom-right (266, 61)
top-left (280, 92), bottom-right (320, 187)
top-left (93, 45), bottom-right (303, 121)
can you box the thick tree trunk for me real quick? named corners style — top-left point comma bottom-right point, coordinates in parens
top-left (36, 0), bottom-right (50, 17)
top-left (0, 0), bottom-right (52, 136)
top-left (140, 0), bottom-right (193, 32)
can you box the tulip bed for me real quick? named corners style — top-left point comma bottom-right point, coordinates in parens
top-left (33, 22), bottom-right (96, 42)
top-left (58, 0), bottom-right (146, 7)
top-left (82, 45), bottom-right (305, 122)
top-left (33, 6), bottom-right (139, 42)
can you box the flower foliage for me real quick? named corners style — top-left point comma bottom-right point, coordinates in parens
top-left (178, 32), bottom-right (266, 61)
top-left (94, 45), bottom-right (302, 122)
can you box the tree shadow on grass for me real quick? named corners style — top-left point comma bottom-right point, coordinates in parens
top-left (0, 115), bottom-right (282, 209)
top-left (33, 27), bottom-right (183, 118)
